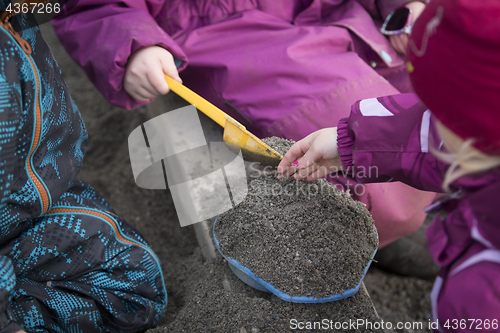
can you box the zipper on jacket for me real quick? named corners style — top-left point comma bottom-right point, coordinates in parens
top-left (1, 4), bottom-right (52, 213)
top-left (26, 54), bottom-right (50, 213)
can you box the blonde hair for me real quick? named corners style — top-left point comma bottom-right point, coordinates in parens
top-left (433, 139), bottom-right (500, 192)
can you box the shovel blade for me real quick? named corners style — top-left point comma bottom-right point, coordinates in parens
top-left (223, 117), bottom-right (282, 167)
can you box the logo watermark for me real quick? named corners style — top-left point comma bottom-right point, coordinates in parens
top-left (247, 162), bottom-right (379, 199)
top-left (290, 318), bottom-right (427, 331)
top-left (128, 105), bottom-right (248, 227)
top-left (8, 0), bottom-right (80, 30)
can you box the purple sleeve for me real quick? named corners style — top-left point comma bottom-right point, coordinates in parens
top-left (337, 93), bottom-right (447, 192)
top-left (52, 0), bottom-right (188, 110)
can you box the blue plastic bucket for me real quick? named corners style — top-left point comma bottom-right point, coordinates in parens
top-left (213, 217), bottom-right (378, 303)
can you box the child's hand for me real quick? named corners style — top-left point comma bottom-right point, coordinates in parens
top-left (124, 46), bottom-right (182, 102)
top-left (389, 1), bottom-right (426, 55)
top-left (277, 127), bottom-right (343, 181)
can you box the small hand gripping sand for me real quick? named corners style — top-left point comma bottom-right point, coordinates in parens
top-left (213, 137), bottom-right (378, 303)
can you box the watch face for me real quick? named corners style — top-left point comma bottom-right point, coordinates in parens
top-left (385, 7), bottom-right (411, 31)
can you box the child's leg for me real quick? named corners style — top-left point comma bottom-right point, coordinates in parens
top-left (2, 181), bottom-right (166, 332)
top-left (178, 10), bottom-right (403, 141)
top-left (325, 176), bottom-right (437, 248)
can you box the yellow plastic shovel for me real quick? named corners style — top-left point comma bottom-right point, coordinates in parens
top-left (165, 75), bottom-right (283, 166)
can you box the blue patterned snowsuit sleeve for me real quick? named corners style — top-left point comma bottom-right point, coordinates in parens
top-left (0, 1), bottom-right (167, 332)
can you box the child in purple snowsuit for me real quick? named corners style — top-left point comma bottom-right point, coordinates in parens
top-left (0, 1), bottom-right (167, 331)
top-left (278, 0), bottom-right (500, 330)
top-left (52, 0), bottom-right (439, 248)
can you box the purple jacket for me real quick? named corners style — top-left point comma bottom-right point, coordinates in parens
top-left (338, 93), bottom-right (500, 330)
top-left (53, 0), bottom-right (414, 140)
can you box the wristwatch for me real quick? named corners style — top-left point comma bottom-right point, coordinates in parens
top-left (380, 7), bottom-right (413, 35)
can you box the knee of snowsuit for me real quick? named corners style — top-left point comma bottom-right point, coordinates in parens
top-left (431, 243), bottom-right (500, 332)
top-left (0, 4), bottom-right (166, 332)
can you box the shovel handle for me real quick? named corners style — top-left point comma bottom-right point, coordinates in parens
top-left (165, 75), bottom-right (237, 128)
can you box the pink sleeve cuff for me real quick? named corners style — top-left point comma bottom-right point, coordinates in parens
top-left (337, 117), bottom-right (355, 171)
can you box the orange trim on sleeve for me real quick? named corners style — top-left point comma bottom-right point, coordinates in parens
top-left (47, 208), bottom-right (152, 254)
top-left (26, 55), bottom-right (50, 214)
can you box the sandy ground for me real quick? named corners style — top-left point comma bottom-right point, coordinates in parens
top-left (40, 22), bottom-right (435, 332)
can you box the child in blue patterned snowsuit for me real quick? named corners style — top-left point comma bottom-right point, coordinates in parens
top-left (0, 1), bottom-right (167, 332)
